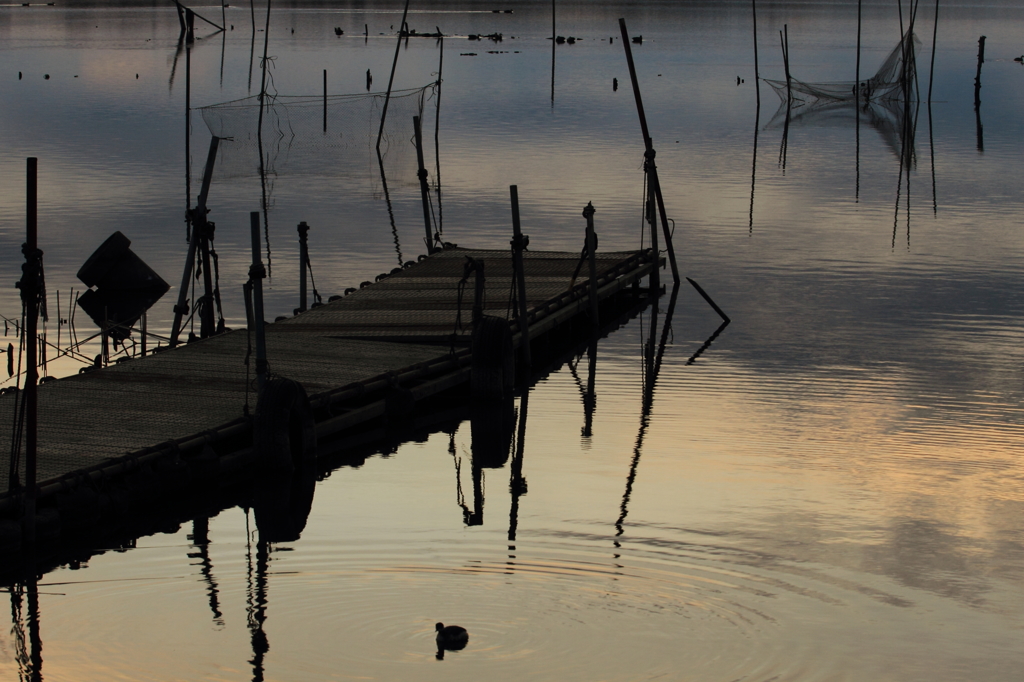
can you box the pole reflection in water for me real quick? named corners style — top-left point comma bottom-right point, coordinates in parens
top-left (377, 148), bottom-right (405, 267)
top-left (244, 459), bottom-right (317, 681)
top-left (748, 99), bottom-right (760, 232)
top-left (246, 517), bottom-right (270, 682)
top-left (616, 283), bottom-right (688, 541)
top-left (507, 390), bottom-right (529, 548)
top-left (8, 577), bottom-right (41, 675)
top-left (454, 396), bottom-right (515, 526)
top-left (7, 576), bottom-right (42, 682)
top-left (188, 516), bottom-right (225, 628)
top-left (567, 338), bottom-right (598, 440)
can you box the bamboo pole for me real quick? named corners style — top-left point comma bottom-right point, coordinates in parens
top-left (927, 0), bottom-right (939, 104)
top-left (617, 18), bottom-right (679, 284)
top-left (855, 0), bottom-right (862, 101)
top-left (377, 0), bottom-right (412, 150)
top-left (752, 0), bottom-right (760, 107)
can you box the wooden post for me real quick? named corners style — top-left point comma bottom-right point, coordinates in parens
top-left (617, 18), bottom-right (680, 284)
top-left (582, 202), bottom-right (599, 328)
top-left (322, 69), bottom-right (327, 133)
top-left (297, 221), bottom-right (309, 312)
top-left (413, 116), bottom-right (435, 254)
top-left (250, 212), bottom-right (268, 395)
top-left (509, 185), bottom-right (531, 370)
top-left (22, 157), bottom-right (39, 546)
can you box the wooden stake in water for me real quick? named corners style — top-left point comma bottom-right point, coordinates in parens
top-left (323, 69), bottom-right (327, 133)
top-left (974, 35), bottom-right (985, 111)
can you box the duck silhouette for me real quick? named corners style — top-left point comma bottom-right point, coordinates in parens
top-left (435, 622), bottom-right (468, 659)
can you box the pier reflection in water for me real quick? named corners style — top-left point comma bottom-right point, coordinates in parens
top-left (3, 278), bottom-right (1024, 680)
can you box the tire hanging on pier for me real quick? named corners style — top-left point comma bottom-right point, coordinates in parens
top-left (253, 377), bottom-right (317, 472)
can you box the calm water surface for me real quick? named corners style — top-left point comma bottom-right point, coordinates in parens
top-left (1, 1), bottom-right (1024, 680)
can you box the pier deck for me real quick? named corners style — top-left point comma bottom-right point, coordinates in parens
top-left (0, 246), bottom-right (657, 508)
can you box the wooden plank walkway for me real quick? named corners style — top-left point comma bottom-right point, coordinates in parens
top-left (0, 246), bottom-right (657, 506)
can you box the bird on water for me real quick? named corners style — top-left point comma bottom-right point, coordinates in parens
top-left (435, 622), bottom-right (469, 653)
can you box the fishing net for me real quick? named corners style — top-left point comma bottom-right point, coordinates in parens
top-left (199, 84), bottom-right (435, 193)
top-left (763, 30), bottom-right (920, 106)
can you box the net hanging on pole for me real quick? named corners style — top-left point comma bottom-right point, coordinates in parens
top-left (198, 85), bottom-right (434, 192)
top-left (763, 30), bottom-right (920, 106)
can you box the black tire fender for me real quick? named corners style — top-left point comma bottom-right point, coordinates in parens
top-left (253, 378), bottom-right (317, 472)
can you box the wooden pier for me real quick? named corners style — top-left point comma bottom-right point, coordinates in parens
top-left (0, 246), bottom-right (659, 539)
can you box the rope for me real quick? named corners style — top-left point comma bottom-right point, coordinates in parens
top-left (304, 252), bottom-right (323, 306)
